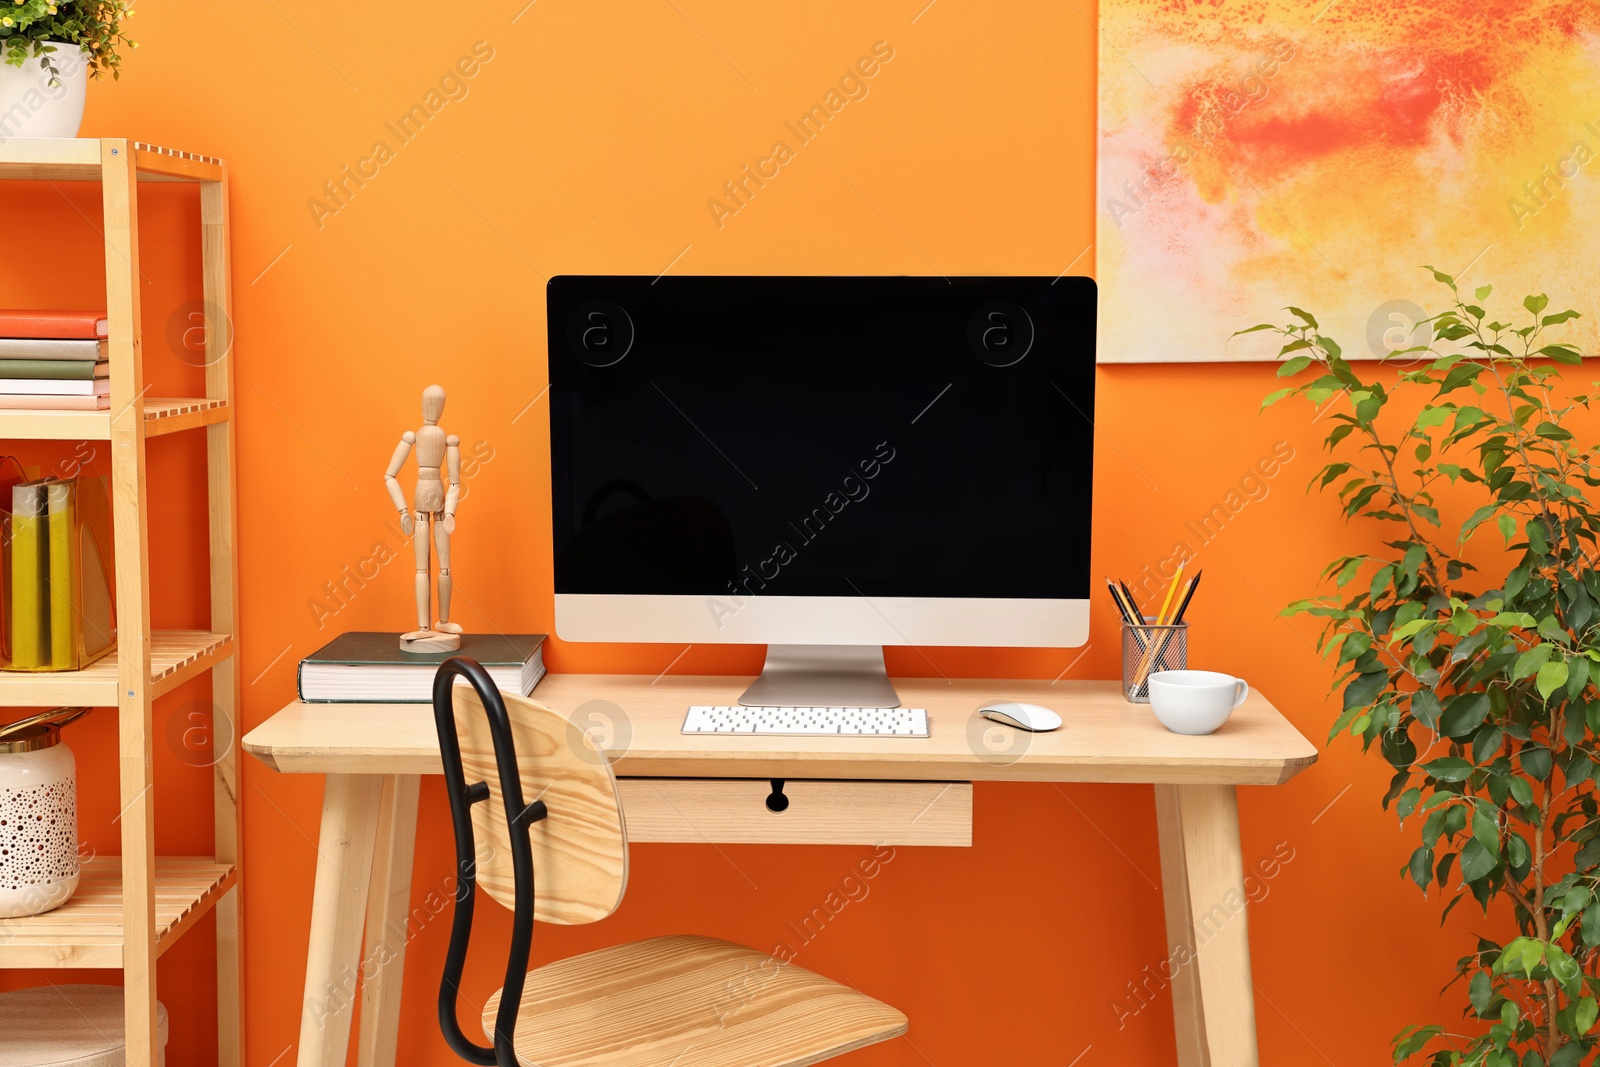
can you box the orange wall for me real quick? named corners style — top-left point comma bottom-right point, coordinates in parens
top-left (0, 1), bottom-right (1473, 1062)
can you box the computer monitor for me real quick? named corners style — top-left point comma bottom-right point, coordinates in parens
top-left (546, 275), bottom-right (1097, 707)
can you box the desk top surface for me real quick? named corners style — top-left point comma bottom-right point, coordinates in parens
top-left (243, 674), bottom-right (1318, 786)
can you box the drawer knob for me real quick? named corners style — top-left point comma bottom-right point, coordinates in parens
top-left (765, 779), bottom-right (789, 814)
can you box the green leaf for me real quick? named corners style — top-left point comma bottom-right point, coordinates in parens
top-left (1583, 905), bottom-right (1600, 945)
top-left (1537, 660), bottom-right (1569, 702)
top-left (1469, 970), bottom-right (1493, 1014)
top-left (1508, 776), bottom-right (1534, 807)
top-left (1424, 757), bottom-right (1475, 782)
top-left (1396, 786), bottom-right (1422, 820)
top-left (1472, 808), bottom-right (1500, 855)
top-left (1576, 996), bottom-right (1598, 1035)
top-left (1441, 692), bottom-right (1491, 737)
top-left (1513, 643), bottom-right (1554, 680)
top-left (1525, 294), bottom-right (1550, 316)
top-left (1539, 343), bottom-right (1584, 365)
top-left (1261, 387), bottom-right (1295, 409)
top-left (1523, 746), bottom-right (1553, 781)
top-left (1286, 306), bottom-right (1319, 328)
top-left (1344, 669), bottom-right (1389, 712)
top-left (1519, 938), bottom-right (1545, 976)
top-left (1497, 513), bottom-right (1516, 543)
top-left (1408, 845), bottom-right (1433, 890)
top-left (1424, 266), bottom-right (1457, 289)
top-left (1412, 690), bottom-right (1443, 730)
top-left (1551, 1041), bottom-right (1583, 1067)
top-left (1548, 945), bottom-right (1583, 996)
top-left (1278, 354), bottom-right (1314, 377)
top-left (1391, 1025), bottom-right (1444, 1063)
top-left (1459, 838), bottom-right (1496, 881)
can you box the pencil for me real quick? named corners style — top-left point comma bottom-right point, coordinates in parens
top-left (1170, 570), bottom-right (1204, 625)
top-left (1153, 562), bottom-right (1186, 625)
top-left (1137, 572), bottom-right (1203, 687)
top-left (1107, 578), bottom-right (1148, 651)
top-left (1106, 578), bottom-right (1137, 625)
top-left (1118, 580), bottom-right (1144, 621)
top-left (1134, 566), bottom-right (1190, 686)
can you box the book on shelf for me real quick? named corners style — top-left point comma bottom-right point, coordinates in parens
top-left (0, 310), bottom-right (109, 340)
top-left (0, 378), bottom-right (110, 396)
top-left (0, 338), bottom-right (107, 361)
top-left (0, 395), bottom-right (110, 410)
top-left (2, 475), bottom-right (115, 672)
top-left (9, 480), bottom-right (49, 669)
top-left (0, 359), bottom-right (109, 380)
top-left (298, 631), bottom-right (547, 703)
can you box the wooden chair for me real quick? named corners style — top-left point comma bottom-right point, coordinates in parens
top-left (431, 657), bottom-right (909, 1067)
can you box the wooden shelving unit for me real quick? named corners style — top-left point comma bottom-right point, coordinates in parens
top-left (0, 138), bottom-right (243, 1067)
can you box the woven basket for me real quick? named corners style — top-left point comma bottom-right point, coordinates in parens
top-left (0, 985), bottom-right (168, 1066)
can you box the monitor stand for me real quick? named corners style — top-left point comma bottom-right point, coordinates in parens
top-left (738, 644), bottom-right (901, 709)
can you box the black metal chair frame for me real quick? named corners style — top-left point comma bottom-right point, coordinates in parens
top-left (432, 657), bottom-right (550, 1067)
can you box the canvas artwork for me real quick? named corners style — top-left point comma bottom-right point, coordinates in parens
top-left (1096, 0), bottom-right (1600, 363)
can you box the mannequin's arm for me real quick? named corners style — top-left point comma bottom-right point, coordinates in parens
top-left (386, 432), bottom-right (415, 533)
top-left (443, 434), bottom-right (461, 533)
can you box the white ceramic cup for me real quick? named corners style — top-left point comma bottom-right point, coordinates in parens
top-left (1146, 670), bottom-right (1249, 735)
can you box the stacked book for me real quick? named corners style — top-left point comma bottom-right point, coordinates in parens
top-left (297, 632), bottom-right (547, 702)
top-left (2, 473), bottom-right (117, 671)
top-left (0, 309), bottom-right (111, 411)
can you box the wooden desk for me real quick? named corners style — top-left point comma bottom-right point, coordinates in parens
top-left (243, 675), bottom-right (1316, 1067)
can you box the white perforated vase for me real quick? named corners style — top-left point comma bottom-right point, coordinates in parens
top-left (0, 722), bottom-right (79, 917)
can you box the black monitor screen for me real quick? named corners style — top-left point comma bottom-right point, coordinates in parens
top-left (547, 276), bottom-right (1096, 601)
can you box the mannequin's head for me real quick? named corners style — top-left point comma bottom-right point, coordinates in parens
top-left (421, 384), bottom-right (446, 424)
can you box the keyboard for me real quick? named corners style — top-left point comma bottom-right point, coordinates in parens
top-left (682, 705), bottom-right (930, 737)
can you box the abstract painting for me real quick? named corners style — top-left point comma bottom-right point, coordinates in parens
top-left (1097, 1), bottom-right (1600, 362)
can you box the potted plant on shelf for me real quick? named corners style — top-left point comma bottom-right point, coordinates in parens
top-left (0, 0), bottom-right (134, 141)
top-left (1250, 272), bottom-right (1600, 1066)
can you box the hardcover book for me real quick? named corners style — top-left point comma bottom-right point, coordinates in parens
top-left (0, 378), bottom-right (110, 396)
top-left (0, 359), bottom-right (109, 380)
top-left (0, 310), bottom-right (109, 340)
top-left (0, 395), bottom-right (110, 410)
top-left (297, 631), bottom-right (547, 703)
top-left (8, 480), bottom-right (50, 669)
top-left (1, 476), bottom-right (116, 672)
top-left (0, 339), bottom-right (107, 361)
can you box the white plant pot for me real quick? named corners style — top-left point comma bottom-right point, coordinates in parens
top-left (0, 40), bottom-right (89, 141)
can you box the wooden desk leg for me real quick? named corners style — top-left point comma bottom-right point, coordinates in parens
top-left (358, 775), bottom-right (422, 1067)
top-left (1154, 784), bottom-right (1260, 1067)
top-left (297, 773), bottom-right (385, 1067)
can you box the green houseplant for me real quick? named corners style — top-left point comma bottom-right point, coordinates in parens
top-left (1251, 272), bottom-right (1600, 1066)
top-left (0, 0), bottom-right (135, 83)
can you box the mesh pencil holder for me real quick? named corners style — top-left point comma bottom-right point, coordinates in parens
top-left (1122, 622), bottom-right (1188, 703)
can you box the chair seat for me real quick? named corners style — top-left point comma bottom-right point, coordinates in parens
top-left (482, 934), bottom-right (908, 1067)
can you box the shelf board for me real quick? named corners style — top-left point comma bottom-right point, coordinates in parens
top-left (0, 398), bottom-right (229, 441)
top-left (0, 139), bottom-right (223, 183)
top-left (0, 631), bottom-right (233, 705)
top-left (146, 398), bottom-right (230, 437)
top-left (0, 857), bottom-right (236, 968)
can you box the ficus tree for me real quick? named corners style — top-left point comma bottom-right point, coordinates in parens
top-left (1249, 271), bottom-right (1600, 1066)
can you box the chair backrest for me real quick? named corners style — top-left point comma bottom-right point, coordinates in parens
top-left (452, 683), bottom-right (629, 923)
top-left (432, 657), bottom-right (629, 1066)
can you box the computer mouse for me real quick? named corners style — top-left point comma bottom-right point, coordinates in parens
top-left (978, 702), bottom-right (1062, 732)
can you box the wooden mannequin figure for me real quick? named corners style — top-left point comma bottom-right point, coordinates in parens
top-left (385, 384), bottom-right (464, 653)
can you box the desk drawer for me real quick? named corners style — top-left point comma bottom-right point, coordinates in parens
top-left (618, 778), bottom-right (972, 847)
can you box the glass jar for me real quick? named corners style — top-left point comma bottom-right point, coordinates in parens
top-left (0, 721), bottom-right (80, 917)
